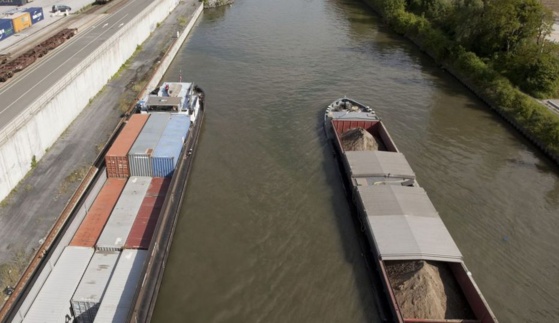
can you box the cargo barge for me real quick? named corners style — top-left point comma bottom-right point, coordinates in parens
top-left (325, 98), bottom-right (498, 323)
top-left (4, 81), bottom-right (204, 323)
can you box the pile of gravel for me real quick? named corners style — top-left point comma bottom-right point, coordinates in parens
top-left (340, 127), bottom-right (378, 151)
top-left (385, 260), bottom-right (475, 320)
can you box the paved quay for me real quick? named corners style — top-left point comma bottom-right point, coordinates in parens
top-left (0, 0), bottom-right (200, 305)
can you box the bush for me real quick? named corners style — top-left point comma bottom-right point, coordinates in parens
top-left (364, 0), bottom-right (559, 159)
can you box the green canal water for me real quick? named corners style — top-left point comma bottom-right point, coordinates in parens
top-left (152, 0), bottom-right (559, 321)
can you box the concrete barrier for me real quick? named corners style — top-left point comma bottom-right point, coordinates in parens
top-left (0, 0), bottom-right (181, 201)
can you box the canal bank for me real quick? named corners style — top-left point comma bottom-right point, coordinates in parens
top-left (360, 0), bottom-right (559, 165)
top-left (0, 0), bottom-right (203, 319)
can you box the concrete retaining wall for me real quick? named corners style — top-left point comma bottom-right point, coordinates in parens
top-left (0, 0), bottom-right (180, 201)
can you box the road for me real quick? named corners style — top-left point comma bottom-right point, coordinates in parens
top-left (0, 0), bottom-right (152, 131)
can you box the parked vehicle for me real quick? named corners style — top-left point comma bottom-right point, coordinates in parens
top-left (52, 4), bottom-right (71, 14)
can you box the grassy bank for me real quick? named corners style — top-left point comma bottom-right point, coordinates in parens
top-left (361, 0), bottom-right (559, 162)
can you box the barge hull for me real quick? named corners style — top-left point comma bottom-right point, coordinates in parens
top-left (325, 99), bottom-right (497, 323)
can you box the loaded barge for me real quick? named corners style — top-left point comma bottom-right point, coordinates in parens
top-left (4, 81), bottom-right (204, 323)
top-left (325, 98), bottom-right (498, 323)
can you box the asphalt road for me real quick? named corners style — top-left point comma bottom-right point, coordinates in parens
top-left (0, 0), bottom-right (153, 131)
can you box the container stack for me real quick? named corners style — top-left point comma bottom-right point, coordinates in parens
top-left (11, 11), bottom-right (30, 33)
top-left (128, 113), bottom-right (170, 177)
top-left (93, 249), bottom-right (148, 323)
top-left (71, 251), bottom-right (120, 323)
top-left (152, 114), bottom-right (190, 177)
top-left (0, 18), bottom-right (15, 42)
top-left (0, 0), bottom-right (28, 7)
top-left (105, 114), bottom-right (149, 178)
top-left (22, 7), bottom-right (44, 25)
top-left (0, 7), bottom-right (44, 43)
top-left (23, 247), bottom-right (94, 323)
top-left (70, 178), bottom-right (127, 248)
top-left (125, 177), bottom-right (171, 249)
top-left (96, 176), bottom-right (151, 251)
top-left (23, 112), bottom-right (192, 322)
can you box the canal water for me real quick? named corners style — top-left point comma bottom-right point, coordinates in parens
top-left (153, 0), bottom-right (559, 321)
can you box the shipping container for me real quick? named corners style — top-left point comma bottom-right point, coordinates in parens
top-left (94, 249), bottom-right (148, 323)
top-left (0, 19), bottom-right (14, 42)
top-left (151, 114), bottom-right (190, 177)
top-left (96, 176), bottom-right (151, 251)
top-left (22, 246), bottom-right (94, 323)
top-left (71, 251), bottom-right (120, 323)
top-left (0, 0), bottom-right (27, 6)
top-left (23, 7), bottom-right (44, 25)
top-left (125, 178), bottom-right (171, 249)
top-left (128, 113), bottom-right (170, 177)
top-left (106, 114), bottom-right (150, 178)
top-left (11, 12), bottom-right (31, 33)
top-left (71, 178), bottom-right (128, 247)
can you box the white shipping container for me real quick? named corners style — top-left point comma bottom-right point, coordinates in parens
top-left (71, 251), bottom-right (120, 323)
top-left (96, 176), bottom-right (151, 251)
top-left (22, 246), bottom-right (94, 323)
top-left (128, 113), bottom-right (171, 177)
top-left (94, 249), bottom-right (148, 323)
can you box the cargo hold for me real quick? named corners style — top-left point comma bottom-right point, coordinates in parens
top-left (128, 113), bottom-right (170, 177)
top-left (151, 114), bottom-right (190, 177)
top-left (71, 251), bottom-right (120, 323)
top-left (125, 178), bottom-right (171, 249)
top-left (94, 249), bottom-right (148, 323)
top-left (96, 176), bottom-right (151, 251)
top-left (71, 178), bottom-right (128, 248)
top-left (106, 114), bottom-right (150, 178)
top-left (22, 246), bottom-right (94, 323)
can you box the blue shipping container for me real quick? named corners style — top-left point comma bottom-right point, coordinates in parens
top-left (23, 7), bottom-right (44, 25)
top-left (128, 113), bottom-right (171, 177)
top-left (0, 19), bottom-right (14, 42)
top-left (152, 114), bottom-right (190, 178)
top-left (0, 0), bottom-right (27, 6)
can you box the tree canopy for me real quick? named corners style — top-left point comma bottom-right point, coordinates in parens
top-left (403, 0), bottom-right (559, 97)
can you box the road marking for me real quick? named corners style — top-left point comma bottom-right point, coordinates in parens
top-left (0, 13), bottom-right (118, 97)
top-left (0, 0), bottom-right (143, 119)
top-left (0, 0), bottom-right (138, 98)
top-left (0, 14), bottom-right (131, 116)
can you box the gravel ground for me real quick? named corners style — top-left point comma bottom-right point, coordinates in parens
top-left (0, 0), bottom-right (199, 301)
